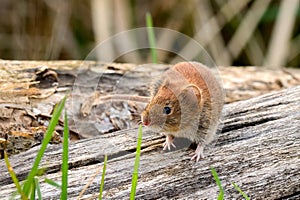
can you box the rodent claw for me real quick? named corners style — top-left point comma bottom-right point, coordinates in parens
top-left (191, 144), bottom-right (205, 162)
top-left (190, 153), bottom-right (204, 162)
top-left (163, 141), bottom-right (176, 151)
top-left (163, 135), bottom-right (176, 151)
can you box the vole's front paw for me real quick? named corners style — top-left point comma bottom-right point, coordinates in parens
top-left (163, 134), bottom-right (176, 150)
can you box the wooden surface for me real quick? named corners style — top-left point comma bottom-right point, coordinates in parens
top-left (0, 60), bottom-right (300, 199)
top-left (0, 86), bottom-right (299, 199)
top-left (1, 60), bottom-right (300, 139)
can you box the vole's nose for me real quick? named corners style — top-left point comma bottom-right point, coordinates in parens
top-left (143, 120), bottom-right (150, 126)
top-left (141, 115), bottom-right (151, 126)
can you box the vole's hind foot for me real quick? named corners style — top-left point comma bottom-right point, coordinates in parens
top-left (191, 144), bottom-right (204, 162)
top-left (163, 135), bottom-right (176, 151)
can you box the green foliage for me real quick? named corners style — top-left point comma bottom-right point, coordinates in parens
top-left (99, 154), bottom-right (108, 200)
top-left (5, 95), bottom-right (67, 199)
top-left (34, 177), bottom-right (42, 200)
top-left (211, 167), bottom-right (224, 200)
top-left (44, 178), bottom-right (61, 189)
top-left (146, 12), bottom-right (158, 64)
top-left (130, 125), bottom-right (143, 200)
top-left (211, 167), bottom-right (251, 200)
top-left (232, 182), bottom-right (250, 200)
top-left (4, 152), bottom-right (27, 199)
top-left (22, 96), bottom-right (67, 196)
top-left (60, 110), bottom-right (69, 200)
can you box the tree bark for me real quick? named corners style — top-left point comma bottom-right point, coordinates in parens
top-left (0, 83), bottom-right (299, 199)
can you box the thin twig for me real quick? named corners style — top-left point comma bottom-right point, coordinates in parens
top-left (77, 164), bottom-right (104, 200)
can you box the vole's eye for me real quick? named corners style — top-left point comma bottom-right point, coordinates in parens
top-left (163, 106), bottom-right (171, 115)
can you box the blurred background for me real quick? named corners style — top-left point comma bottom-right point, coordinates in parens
top-left (0, 0), bottom-right (299, 68)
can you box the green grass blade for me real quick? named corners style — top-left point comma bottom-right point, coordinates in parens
top-left (34, 178), bottom-right (42, 200)
top-left (4, 152), bottom-right (28, 200)
top-left (146, 12), bottom-right (158, 63)
top-left (60, 110), bottom-right (69, 200)
top-left (211, 167), bottom-right (224, 200)
top-left (23, 95), bottom-right (67, 195)
top-left (30, 181), bottom-right (35, 200)
top-left (98, 154), bottom-right (108, 200)
top-left (232, 182), bottom-right (250, 200)
top-left (36, 167), bottom-right (47, 176)
top-left (130, 125), bottom-right (143, 200)
top-left (45, 178), bottom-right (62, 189)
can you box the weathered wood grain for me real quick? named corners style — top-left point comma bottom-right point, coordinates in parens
top-left (0, 85), bottom-right (299, 199)
top-left (1, 60), bottom-right (300, 141)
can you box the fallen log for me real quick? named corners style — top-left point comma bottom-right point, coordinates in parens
top-left (1, 60), bottom-right (300, 144)
top-left (0, 85), bottom-right (299, 199)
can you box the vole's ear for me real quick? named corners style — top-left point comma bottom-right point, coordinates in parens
top-left (180, 84), bottom-right (203, 105)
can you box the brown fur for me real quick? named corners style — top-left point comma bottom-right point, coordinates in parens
top-left (141, 62), bottom-right (224, 157)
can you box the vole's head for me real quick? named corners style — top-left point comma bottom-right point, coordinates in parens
top-left (141, 84), bottom-right (180, 132)
top-left (141, 78), bottom-right (201, 133)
